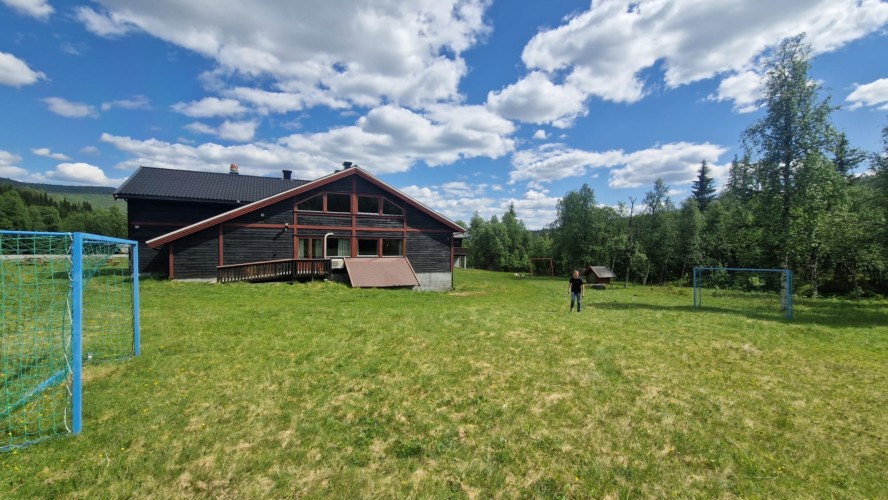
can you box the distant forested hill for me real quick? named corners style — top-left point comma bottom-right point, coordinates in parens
top-left (0, 178), bottom-right (126, 237)
top-left (0, 177), bottom-right (123, 211)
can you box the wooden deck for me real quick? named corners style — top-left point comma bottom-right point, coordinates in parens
top-left (217, 258), bottom-right (331, 283)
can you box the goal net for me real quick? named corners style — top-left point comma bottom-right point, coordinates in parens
top-left (692, 267), bottom-right (793, 320)
top-left (1, 231), bottom-right (140, 451)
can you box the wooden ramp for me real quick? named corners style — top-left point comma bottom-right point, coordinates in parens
top-left (217, 258), bottom-right (331, 283)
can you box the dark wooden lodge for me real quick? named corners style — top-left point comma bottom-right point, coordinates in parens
top-left (114, 164), bottom-right (306, 276)
top-left (114, 163), bottom-right (465, 291)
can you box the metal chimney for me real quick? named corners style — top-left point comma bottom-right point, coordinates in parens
top-left (342, 161), bottom-right (353, 169)
top-left (282, 169), bottom-right (292, 180)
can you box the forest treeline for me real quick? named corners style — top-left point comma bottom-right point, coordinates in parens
top-left (464, 36), bottom-right (888, 297)
top-left (0, 184), bottom-right (127, 238)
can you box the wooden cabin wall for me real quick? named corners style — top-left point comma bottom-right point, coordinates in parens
top-left (170, 229), bottom-right (219, 279)
top-left (406, 232), bottom-right (451, 273)
top-left (127, 199), bottom-right (236, 275)
top-left (222, 227), bottom-right (293, 265)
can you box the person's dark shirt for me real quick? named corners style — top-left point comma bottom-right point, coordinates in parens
top-left (569, 277), bottom-right (584, 293)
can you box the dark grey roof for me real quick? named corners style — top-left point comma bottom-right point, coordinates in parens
top-left (113, 166), bottom-right (309, 203)
top-left (586, 266), bottom-right (616, 279)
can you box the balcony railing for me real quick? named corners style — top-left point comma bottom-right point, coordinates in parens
top-left (217, 258), bottom-right (331, 283)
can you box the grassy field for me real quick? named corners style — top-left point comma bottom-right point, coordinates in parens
top-left (2, 269), bottom-right (886, 497)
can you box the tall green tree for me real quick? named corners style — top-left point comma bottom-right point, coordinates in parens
top-left (677, 198), bottom-right (704, 277)
top-left (553, 184), bottom-right (597, 271)
top-left (790, 153), bottom-right (845, 297)
top-left (873, 122), bottom-right (888, 250)
top-left (741, 34), bottom-right (837, 270)
top-left (500, 203), bottom-right (530, 270)
top-left (833, 132), bottom-right (867, 177)
top-left (639, 178), bottom-right (676, 283)
top-left (691, 160), bottom-right (717, 211)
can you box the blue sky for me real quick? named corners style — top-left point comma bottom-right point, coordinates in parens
top-left (1, 0), bottom-right (886, 228)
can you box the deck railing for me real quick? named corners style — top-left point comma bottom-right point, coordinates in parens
top-left (217, 258), bottom-right (331, 283)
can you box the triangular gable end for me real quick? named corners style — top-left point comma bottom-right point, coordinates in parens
top-left (146, 166), bottom-right (465, 248)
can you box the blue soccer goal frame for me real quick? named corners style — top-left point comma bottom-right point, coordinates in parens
top-left (692, 267), bottom-right (793, 320)
top-left (1, 231), bottom-right (140, 451)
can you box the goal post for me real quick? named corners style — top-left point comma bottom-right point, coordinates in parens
top-left (1, 231), bottom-right (140, 451)
top-left (693, 267), bottom-right (793, 320)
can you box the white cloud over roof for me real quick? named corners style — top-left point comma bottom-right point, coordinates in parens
top-left (101, 102), bottom-right (514, 179)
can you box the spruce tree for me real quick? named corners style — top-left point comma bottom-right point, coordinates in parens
top-left (691, 160), bottom-right (716, 211)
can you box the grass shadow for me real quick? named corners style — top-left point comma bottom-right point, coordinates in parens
top-left (594, 299), bottom-right (888, 328)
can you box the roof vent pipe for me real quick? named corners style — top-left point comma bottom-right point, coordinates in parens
top-left (282, 169), bottom-right (292, 180)
top-left (229, 163), bottom-right (239, 175)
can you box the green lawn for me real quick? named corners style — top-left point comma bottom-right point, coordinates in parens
top-left (2, 269), bottom-right (886, 497)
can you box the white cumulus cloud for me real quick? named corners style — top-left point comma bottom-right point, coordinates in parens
top-left (101, 103), bottom-right (516, 179)
top-left (0, 150), bottom-right (28, 180)
top-left (172, 97), bottom-right (248, 118)
top-left (43, 162), bottom-right (126, 186)
top-left (42, 97), bottom-right (97, 118)
top-left (708, 70), bottom-right (764, 113)
top-left (85, 0), bottom-right (491, 108)
top-left (184, 120), bottom-right (259, 142)
top-left (487, 72), bottom-right (588, 128)
top-left (513, 0), bottom-right (888, 116)
top-left (101, 95), bottom-right (151, 111)
top-left (510, 143), bottom-right (625, 184)
top-left (610, 142), bottom-right (729, 189)
top-left (31, 147), bottom-right (71, 161)
top-left (280, 104), bottom-right (514, 171)
top-left (846, 78), bottom-right (888, 111)
top-left (217, 120), bottom-right (259, 142)
top-left (399, 183), bottom-right (560, 229)
top-left (75, 6), bottom-right (135, 37)
top-left (0, 51), bottom-right (45, 87)
top-left (510, 141), bottom-right (729, 190)
top-left (1, 0), bottom-right (53, 19)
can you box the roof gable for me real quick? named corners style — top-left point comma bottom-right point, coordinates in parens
top-left (147, 167), bottom-right (465, 248)
top-left (113, 166), bottom-right (308, 203)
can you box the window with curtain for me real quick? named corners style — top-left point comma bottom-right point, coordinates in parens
top-left (326, 238), bottom-right (350, 257)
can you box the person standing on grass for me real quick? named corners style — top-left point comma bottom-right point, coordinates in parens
top-left (568, 270), bottom-right (584, 313)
